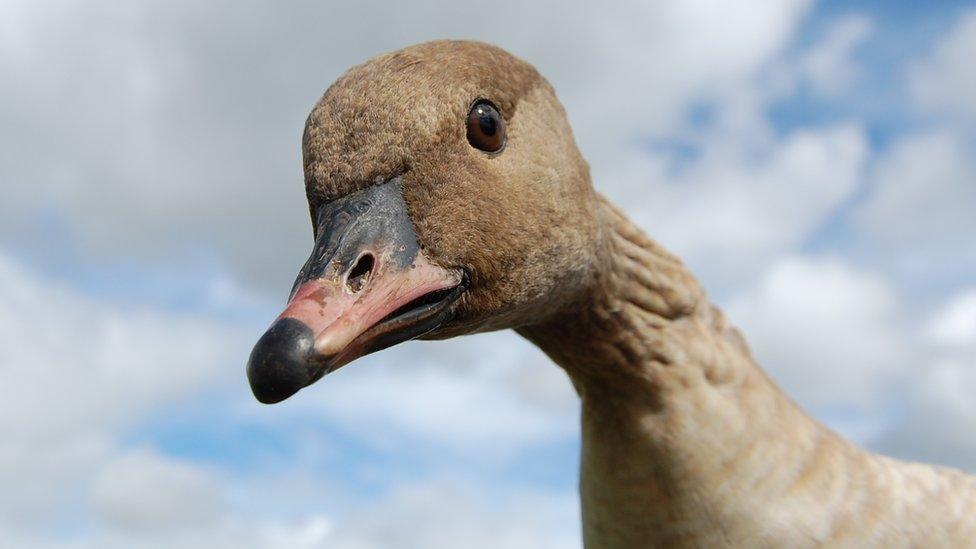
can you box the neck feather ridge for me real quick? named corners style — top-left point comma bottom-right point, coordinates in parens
top-left (520, 194), bottom-right (755, 400)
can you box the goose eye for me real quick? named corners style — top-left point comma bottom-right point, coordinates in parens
top-left (466, 101), bottom-right (506, 153)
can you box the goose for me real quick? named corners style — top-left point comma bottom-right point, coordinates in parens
top-left (246, 40), bottom-right (976, 547)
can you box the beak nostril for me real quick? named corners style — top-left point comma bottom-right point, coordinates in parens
top-left (345, 253), bottom-right (375, 293)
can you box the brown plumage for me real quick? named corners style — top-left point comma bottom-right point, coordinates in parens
top-left (259, 40), bottom-right (976, 547)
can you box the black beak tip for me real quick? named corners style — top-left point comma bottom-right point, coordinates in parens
top-left (246, 318), bottom-right (316, 404)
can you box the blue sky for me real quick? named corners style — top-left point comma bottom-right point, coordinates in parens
top-left (1, 1), bottom-right (975, 547)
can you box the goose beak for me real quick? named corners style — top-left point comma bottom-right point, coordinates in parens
top-left (246, 178), bottom-right (465, 404)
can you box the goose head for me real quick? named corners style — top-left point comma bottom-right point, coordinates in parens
top-left (247, 40), bottom-right (604, 404)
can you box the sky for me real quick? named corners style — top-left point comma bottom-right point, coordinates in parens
top-left (1, 0), bottom-right (975, 547)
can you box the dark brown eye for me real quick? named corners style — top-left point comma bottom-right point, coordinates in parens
top-left (466, 100), bottom-right (506, 153)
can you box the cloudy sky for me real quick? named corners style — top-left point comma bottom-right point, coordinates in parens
top-left (2, 0), bottom-right (975, 546)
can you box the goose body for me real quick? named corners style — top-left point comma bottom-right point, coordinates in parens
top-left (246, 40), bottom-right (976, 547)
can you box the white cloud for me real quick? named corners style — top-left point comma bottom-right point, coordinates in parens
top-left (549, 0), bottom-right (814, 146)
top-left (852, 129), bottom-right (976, 289)
top-left (726, 255), bottom-right (908, 413)
top-left (93, 448), bottom-right (224, 531)
top-left (872, 288), bottom-right (976, 471)
top-left (926, 287), bottom-right (976, 347)
top-left (0, 250), bottom-right (240, 527)
top-left (856, 131), bottom-right (976, 247)
top-left (611, 124), bottom-right (868, 287)
top-left (581, 13), bottom-right (873, 288)
top-left (323, 479), bottom-right (579, 549)
top-left (844, 10), bottom-right (976, 288)
top-left (55, 476), bottom-right (578, 549)
top-left (909, 8), bottom-right (976, 122)
top-left (877, 358), bottom-right (976, 471)
top-left (726, 259), bottom-right (976, 473)
top-left (796, 14), bottom-right (873, 97)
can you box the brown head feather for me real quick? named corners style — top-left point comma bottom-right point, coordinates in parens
top-left (302, 40), bottom-right (602, 334)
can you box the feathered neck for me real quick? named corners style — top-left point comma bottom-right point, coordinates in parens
top-left (518, 196), bottom-right (855, 547)
top-left (519, 195), bottom-right (754, 396)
